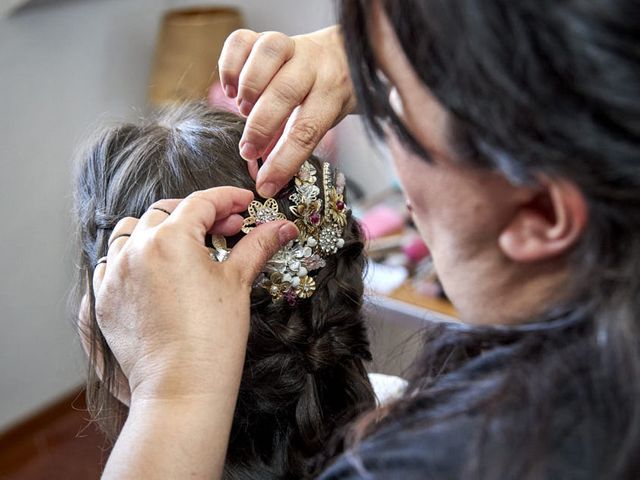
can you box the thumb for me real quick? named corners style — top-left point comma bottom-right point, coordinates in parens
top-left (229, 220), bottom-right (299, 283)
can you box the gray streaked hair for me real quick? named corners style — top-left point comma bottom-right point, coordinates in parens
top-left (72, 103), bottom-right (375, 479)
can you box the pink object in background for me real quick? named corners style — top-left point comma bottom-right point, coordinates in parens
top-left (360, 205), bottom-right (405, 240)
top-left (208, 81), bottom-right (240, 113)
top-left (403, 235), bottom-right (430, 263)
top-left (314, 128), bottom-right (337, 164)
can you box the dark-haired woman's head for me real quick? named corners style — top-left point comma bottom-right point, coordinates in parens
top-left (73, 103), bottom-right (375, 478)
top-left (340, 0), bottom-right (640, 477)
top-left (341, 0), bottom-right (640, 326)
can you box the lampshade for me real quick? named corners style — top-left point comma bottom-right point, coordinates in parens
top-left (148, 7), bottom-right (243, 105)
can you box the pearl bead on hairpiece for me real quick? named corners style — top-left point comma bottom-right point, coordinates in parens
top-left (209, 161), bottom-right (349, 305)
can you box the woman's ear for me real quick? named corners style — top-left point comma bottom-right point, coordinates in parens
top-left (498, 178), bottom-right (588, 263)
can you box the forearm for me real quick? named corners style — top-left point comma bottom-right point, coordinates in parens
top-left (102, 393), bottom-right (238, 480)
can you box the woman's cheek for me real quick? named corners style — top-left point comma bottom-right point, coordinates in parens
top-left (386, 132), bottom-right (414, 188)
top-left (387, 139), bottom-right (421, 197)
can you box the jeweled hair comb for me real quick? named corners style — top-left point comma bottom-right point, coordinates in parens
top-left (209, 161), bottom-right (348, 305)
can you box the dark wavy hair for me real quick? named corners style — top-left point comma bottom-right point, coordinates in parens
top-left (338, 0), bottom-right (640, 478)
top-left (72, 104), bottom-right (375, 479)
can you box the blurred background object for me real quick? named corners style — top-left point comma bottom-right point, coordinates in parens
top-left (148, 7), bottom-right (243, 105)
top-left (0, 0), bottom-right (30, 18)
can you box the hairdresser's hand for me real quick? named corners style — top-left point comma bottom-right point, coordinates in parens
top-left (92, 187), bottom-right (297, 401)
top-left (218, 25), bottom-right (356, 197)
top-left (92, 187), bottom-right (298, 479)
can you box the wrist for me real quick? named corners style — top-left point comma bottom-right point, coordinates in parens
top-left (128, 357), bottom-right (246, 404)
top-left (128, 393), bottom-right (232, 422)
top-left (104, 390), bottom-right (237, 479)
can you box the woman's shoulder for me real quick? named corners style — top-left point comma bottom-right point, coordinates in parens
top-left (319, 322), bottom-right (614, 479)
top-left (317, 386), bottom-right (609, 480)
top-left (317, 410), bottom-right (478, 480)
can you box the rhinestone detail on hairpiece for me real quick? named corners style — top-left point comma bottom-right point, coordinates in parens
top-left (241, 198), bottom-right (287, 233)
top-left (238, 160), bottom-right (349, 303)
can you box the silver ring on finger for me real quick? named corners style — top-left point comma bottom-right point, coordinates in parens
top-left (151, 207), bottom-right (172, 216)
top-left (108, 233), bottom-right (132, 248)
top-left (95, 256), bottom-right (108, 268)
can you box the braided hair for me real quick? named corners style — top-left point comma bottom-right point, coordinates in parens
top-left (72, 103), bottom-right (375, 478)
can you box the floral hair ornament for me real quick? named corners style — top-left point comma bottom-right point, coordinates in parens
top-left (208, 234), bottom-right (231, 263)
top-left (236, 160), bottom-right (349, 305)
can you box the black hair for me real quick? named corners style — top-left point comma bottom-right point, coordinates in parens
top-left (338, 0), bottom-right (640, 478)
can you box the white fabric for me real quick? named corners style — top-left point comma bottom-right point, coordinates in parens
top-left (368, 372), bottom-right (408, 406)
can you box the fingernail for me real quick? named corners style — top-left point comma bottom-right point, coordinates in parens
top-left (278, 223), bottom-right (299, 246)
top-left (225, 84), bottom-right (237, 98)
top-left (238, 98), bottom-right (253, 116)
top-left (258, 182), bottom-right (277, 198)
top-left (240, 141), bottom-right (259, 161)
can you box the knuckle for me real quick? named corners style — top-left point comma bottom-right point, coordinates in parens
top-left (187, 190), bottom-right (206, 200)
top-left (109, 216), bottom-right (137, 243)
top-left (257, 32), bottom-right (291, 59)
top-left (271, 79), bottom-right (300, 105)
top-left (187, 190), bottom-right (215, 207)
top-left (267, 160), bottom-right (294, 182)
top-left (255, 229), bottom-right (279, 257)
top-left (289, 120), bottom-right (321, 152)
top-left (254, 235), bottom-right (270, 256)
top-left (224, 29), bottom-right (256, 51)
top-left (148, 199), bottom-right (172, 211)
top-left (237, 236), bottom-right (276, 287)
top-left (113, 216), bottom-right (136, 231)
top-left (218, 61), bottom-right (236, 82)
top-left (237, 77), bottom-right (261, 98)
top-left (244, 119), bottom-right (275, 145)
top-left (144, 226), bottom-right (175, 258)
top-left (184, 191), bottom-right (219, 217)
top-left (336, 70), bottom-right (354, 93)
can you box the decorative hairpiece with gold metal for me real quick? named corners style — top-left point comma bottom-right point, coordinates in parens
top-left (227, 160), bottom-right (349, 305)
top-left (208, 235), bottom-right (231, 263)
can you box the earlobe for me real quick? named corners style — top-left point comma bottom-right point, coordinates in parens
top-left (498, 178), bottom-right (588, 263)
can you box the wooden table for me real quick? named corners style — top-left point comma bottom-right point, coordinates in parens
top-left (387, 282), bottom-right (457, 318)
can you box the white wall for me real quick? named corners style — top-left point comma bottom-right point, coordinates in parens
top-left (0, 0), bottom-right (172, 431)
top-left (0, 0), bottom-right (391, 430)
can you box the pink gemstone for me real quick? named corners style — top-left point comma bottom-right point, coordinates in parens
top-left (310, 212), bottom-right (321, 224)
top-left (336, 201), bottom-right (345, 211)
top-left (285, 288), bottom-right (297, 306)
